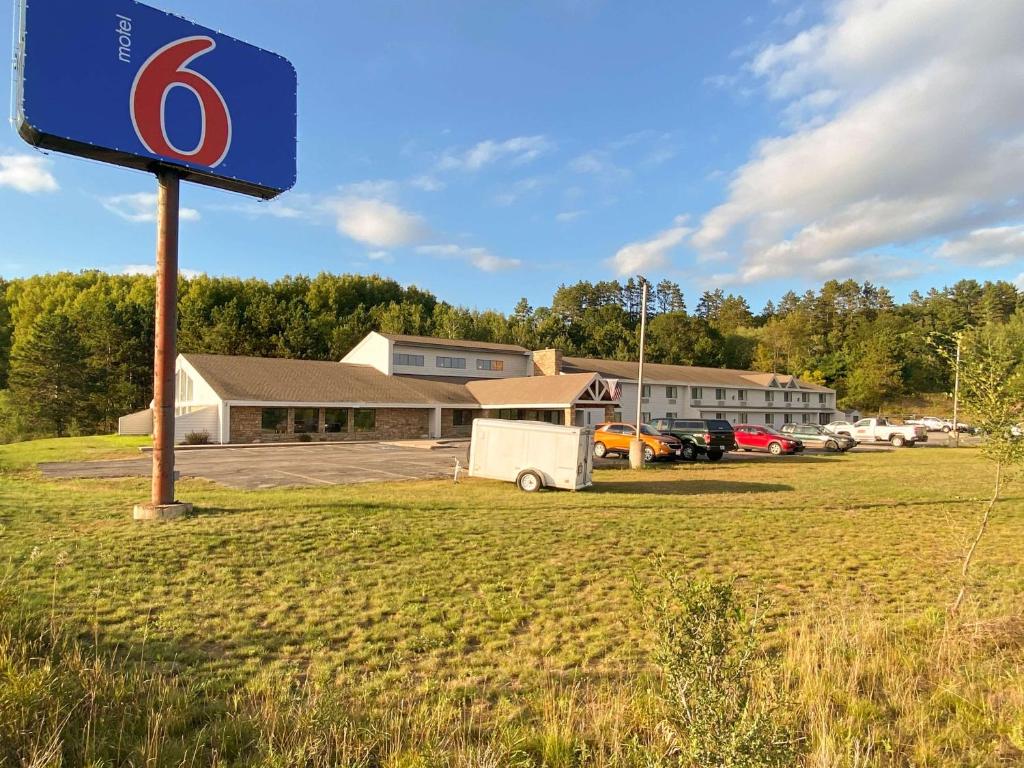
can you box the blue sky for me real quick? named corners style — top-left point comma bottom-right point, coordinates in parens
top-left (3, 0), bottom-right (1023, 313)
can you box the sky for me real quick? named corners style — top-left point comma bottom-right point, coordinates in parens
top-left (2, 0), bottom-right (1023, 314)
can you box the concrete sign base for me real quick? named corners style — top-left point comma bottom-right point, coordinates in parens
top-left (133, 502), bottom-right (193, 521)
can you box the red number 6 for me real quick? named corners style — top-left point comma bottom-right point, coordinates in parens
top-left (131, 36), bottom-right (232, 168)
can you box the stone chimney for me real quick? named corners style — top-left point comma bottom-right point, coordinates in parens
top-left (533, 348), bottom-right (563, 377)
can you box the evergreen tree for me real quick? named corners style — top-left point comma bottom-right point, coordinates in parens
top-left (9, 314), bottom-right (94, 436)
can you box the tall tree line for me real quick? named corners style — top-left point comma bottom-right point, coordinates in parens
top-left (1, 271), bottom-right (1021, 441)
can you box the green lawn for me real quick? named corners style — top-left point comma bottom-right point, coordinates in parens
top-left (0, 438), bottom-right (1022, 766)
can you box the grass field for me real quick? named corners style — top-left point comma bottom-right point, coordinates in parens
top-left (0, 437), bottom-right (1022, 766)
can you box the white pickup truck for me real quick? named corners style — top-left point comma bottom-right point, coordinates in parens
top-left (829, 418), bottom-right (927, 447)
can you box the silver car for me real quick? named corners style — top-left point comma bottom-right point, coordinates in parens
top-left (780, 423), bottom-right (857, 452)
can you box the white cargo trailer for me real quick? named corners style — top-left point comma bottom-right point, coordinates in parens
top-left (468, 419), bottom-right (594, 492)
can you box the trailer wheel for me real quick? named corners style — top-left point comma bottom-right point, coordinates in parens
top-left (517, 470), bottom-right (542, 492)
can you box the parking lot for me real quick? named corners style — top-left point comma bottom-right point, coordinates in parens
top-left (40, 442), bottom-right (469, 489)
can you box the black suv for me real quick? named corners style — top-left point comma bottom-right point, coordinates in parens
top-left (649, 418), bottom-right (737, 461)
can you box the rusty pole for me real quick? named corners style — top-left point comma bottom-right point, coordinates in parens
top-left (151, 167), bottom-right (180, 506)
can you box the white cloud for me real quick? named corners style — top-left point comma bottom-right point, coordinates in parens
top-left (556, 210), bottom-right (587, 223)
top-left (693, 0), bottom-right (1024, 283)
top-left (367, 250), bottom-right (393, 263)
top-left (494, 177), bottom-right (547, 206)
top-left (338, 179), bottom-right (399, 198)
top-left (608, 218), bottom-right (691, 277)
top-left (323, 197), bottom-right (430, 248)
top-left (121, 264), bottom-right (203, 279)
top-left (408, 175), bottom-right (445, 192)
top-left (102, 193), bottom-right (200, 223)
top-left (1015, 273), bottom-right (1024, 290)
top-left (438, 135), bottom-right (552, 171)
top-left (936, 225), bottom-right (1024, 267)
top-left (416, 243), bottom-right (521, 272)
top-left (0, 153), bottom-right (59, 193)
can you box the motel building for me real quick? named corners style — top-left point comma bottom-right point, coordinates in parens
top-left (119, 331), bottom-right (837, 444)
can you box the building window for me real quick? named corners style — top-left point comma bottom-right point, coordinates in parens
top-left (393, 353), bottom-right (424, 367)
top-left (354, 408), bottom-right (376, 432)
top-left (783, 392), bottom-right (793, 403)
top-left (293, 408), bottom-right (319, 433)
top-left (819, 413), bottom-right (832, 425)
top-left (765, 391), bottom-right (775, 403)
top-left (715, 388), bottom-right (726, 400)
top-left (715, 412), bottom-right (725, 420)
top-left (452, 409), bottom-right (474, 426)
top-left (176, 369), bottom-right (194, 402)
top-left (765, 413), bottom-right (774, 426)
top-left (801, 392), bottom-right (810, 403)
top-left (641, 411), bottom-right (652, 424)
top-left (818, 393), bottom-right (826, 404)
top-left (692, 386), bottom-right (703, 400)
top-left (261, 408), bottom-right (288, 434)
top-left (740, 413), bottom-right (748, 422)
top-left (477, 359), bottom-right (505, 371)
top-left (737, 389), bottom-right (746, 401)
top-left (437, 356), bottom-right (466, 369)
top-left (665, 411), bottom-right (677, 419)
top-left (665, 386), bottom-right (677, 399)
top-left (802, 413), bottom-right (812, 423)
top-left (324, 408), bottom-right (348, 433)
top-left (641, 384), bottom-right (651, 398)
top-left (784, 414), bottom-right (794, 424)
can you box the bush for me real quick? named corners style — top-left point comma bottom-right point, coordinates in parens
top-left (297, 433), bottom-right (313, 442)
top-left (183, 430), bottom-right (211, 445)
top-left (634, 571), bottom-right (800, 767)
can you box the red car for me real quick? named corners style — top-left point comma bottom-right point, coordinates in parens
top-left (734, 424), bottom-right (805, 456)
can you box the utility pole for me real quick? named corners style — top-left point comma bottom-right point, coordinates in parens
top-left (952, 336), bottom-right (961, 448)
top-left (629, 281), bottom-right (649, 469)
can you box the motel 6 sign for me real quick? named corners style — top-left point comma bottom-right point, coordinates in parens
top-left (14, 0), bottom-right (297, 199)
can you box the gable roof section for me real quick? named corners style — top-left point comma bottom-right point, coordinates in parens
top-left (560, 356), bottom-right (831, 392)
top-left (182, 354), bottom-right (477, 406)
top-left (381, 333), bottom-right (529, 355)
top-left (466, 372), bottom-right (608, 407)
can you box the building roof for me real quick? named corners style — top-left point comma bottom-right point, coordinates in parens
top-left (560, 356), bottom-right (832, 392)
top-left (182, 354), bottom-right (478, 406)
top-left (466, 372), bottom-right (608, 407)
top-left (381, 333), bottom-right (530, 355)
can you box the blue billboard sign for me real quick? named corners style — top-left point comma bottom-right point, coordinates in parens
top-left (14, 0), bottom-right (297, 199)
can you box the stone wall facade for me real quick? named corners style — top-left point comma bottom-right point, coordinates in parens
top-left (440, 407), bottom-right (478, 438)
top-left (229, 406), bottom-right (431, 444)
top-left (532, 348), bottom-right (563, 377)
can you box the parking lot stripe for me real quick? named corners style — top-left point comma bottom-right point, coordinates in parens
top-left (273, 469), bottom-right (337, 486)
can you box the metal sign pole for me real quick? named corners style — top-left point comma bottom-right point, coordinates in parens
top-left (135, 167), bottom-right (191, 520)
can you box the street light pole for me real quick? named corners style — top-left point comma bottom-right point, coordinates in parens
top-left (630, 281), bottom-right (649, 469)
top-left (952, 336), bottom-right (961, 448)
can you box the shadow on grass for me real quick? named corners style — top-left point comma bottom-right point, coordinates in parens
top-left (591, 479), bottom-right (794, 496)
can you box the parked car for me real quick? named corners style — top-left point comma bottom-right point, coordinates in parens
top-left (779, 423), bottom-right (857, 452)
top-left (826, 420), bottom-right (855, 433)
top-left (830, 417), bottom-right (927, 447)
top-left (906, 416), bottom-right (954, 433)
top-left (734, 424), bottom-right (805, 455)
top-left (648, 418), bottom-right (736, 461)
top-left (592, 422), bottom-right (683, 462)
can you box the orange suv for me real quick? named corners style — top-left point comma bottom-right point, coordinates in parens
top-left (592, 422), bottom-right (683, 462)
